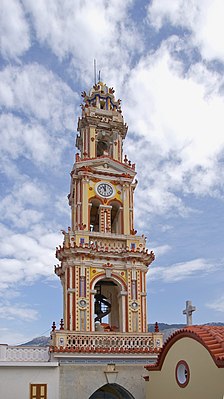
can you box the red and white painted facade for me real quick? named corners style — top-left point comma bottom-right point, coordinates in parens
top-left (51, 81), bottom-right (163, 354)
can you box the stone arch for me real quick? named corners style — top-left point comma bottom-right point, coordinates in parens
top-left (108, 199), bottom-right (123, 234)
top-left (91, 273), bottom-right (127, 292)
top-left (96, 131), bottom-right (112, 157)
top-left (89, 197), bottom-right (103, 232)
top-left (89, 383), bottom-right (135, 398)
top-left (91, 275), bottom-right (127, 332)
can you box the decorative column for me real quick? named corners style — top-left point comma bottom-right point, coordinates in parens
top-left (76, 179), bottom-right (82, 229)
top-left (140, 271), bottom-right (147, 332)
top-left (112, 131), bottom-right (119, 161)
top-left (89, 126), bottom-right (96, 158)
top-left (82, 178), bottom-right (89, 228)
top-left (79, 265), bottom-right (87, 331)
top-left (118, 291), bottom-right (127, 333)
top-left (118, 136), bottom-right (122, 162)
top-left (99, 205), bottom-right (112, 233)
top-left (90, 289), bottom-right (97, 331)
top-left (123, 183), bottom-right (130, 234)
top-left (64, 265), bottom-right (70, 330)
top-left (131, 269), bottom-right (137, 300)
top-left (129, 186), bottom-right (134, 232)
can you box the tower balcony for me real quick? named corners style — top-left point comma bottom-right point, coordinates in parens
top-left (50, 330), bottom-right (163, 355)
top-left (56, 230), bottom-right (155, 267)
top-left (62, 230), bottom-right (149, 253)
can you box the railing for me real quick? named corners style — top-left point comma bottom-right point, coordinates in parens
top-left (89, 234), bottom-right (127, 251)
top-left (51, 331), bottom-right (161, 354)
top-left (0, 345), bottom-right (50, 362)
top-left (64, 231), bottom-right (146, 253)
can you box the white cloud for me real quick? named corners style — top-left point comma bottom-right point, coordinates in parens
top-left (148, 258), bottom-right (215, 282)
top-left (0, 303), bottom-right (38, 321)
top-left (206, 295), bottom-right (224, 312)
top-left (0, 0), bottom-right (30, 59)
top-left (0, 113), bottom-right (61, 168)
top-left (123, 40), bottom-right (224, 219)
top-left (0, 223), bottom-right (60, 292)
top-left (0, 64), bottom-right (76, 131)
top-left (0, 64), bottom-right (77, 172)
top-left (152, 244), bottom-right (171, 257)
top-left (159, 224), bottom-right (173, 233)
top-left (22, 0), bottom-right (139, 78)
top-left (125, 41), bottom-right (224, 165)
top-left (1, 0), bottom-right (140, 72)
top-left (148, 0), bottom-right (224, 62)
top-left (16, 181), bottom-right (48, 206)
top-left (55, 194), bottom-right (71, 217)
top-left (0, 179), bottom-right (48, 228)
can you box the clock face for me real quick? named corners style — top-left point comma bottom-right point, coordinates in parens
top-left (97, 183), bottom-right (114, 198)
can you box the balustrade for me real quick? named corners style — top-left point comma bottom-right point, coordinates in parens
top-left (65, 231), bottom-right (145, 253)
top-left (0, 345), bottom-right (49, 362)
top-left (51, 332), bottom-right (156, 353)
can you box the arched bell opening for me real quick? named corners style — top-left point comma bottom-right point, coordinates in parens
top-left (93, 278), bottom-right (122, 332)
top-left (109, 200), bottom-right (122, 234)
top-left (89, 198), bottom-right (101, 232)
top-left (96, 132), bottom-right (112, 157)
top-left (89, 383), bottom-right (135, 399)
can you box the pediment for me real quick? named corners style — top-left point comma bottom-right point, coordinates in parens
top-left (76, 157), bottom-right (136, 178)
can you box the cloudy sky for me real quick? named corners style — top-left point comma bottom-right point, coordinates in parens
top-left (0, 0), bottom-right (224, 344)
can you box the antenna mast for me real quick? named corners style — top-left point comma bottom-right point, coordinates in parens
top-left (94, 59), bottom-right (97, 85)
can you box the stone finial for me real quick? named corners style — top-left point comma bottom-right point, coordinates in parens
top-left (51, 321), bottom-right (56, 331)
top-left (60, 319), bottom-right (64, 330)
top-left (75, 153), bottom-right (80, 162)
top-left (154, 322), bottom-right (159, 332)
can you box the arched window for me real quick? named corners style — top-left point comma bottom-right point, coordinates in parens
top-left (110, 200), bottom-right (121, 234)
top-left (89, 199), bottom-right (101, 232)
top-left (96, 132), bottom-right (112, 157)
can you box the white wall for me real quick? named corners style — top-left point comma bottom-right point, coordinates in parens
top-left (0, 365), bottom-right (59, 399)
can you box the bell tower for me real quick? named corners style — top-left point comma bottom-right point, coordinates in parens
top-left (51, 81), bottom-right (162, 360)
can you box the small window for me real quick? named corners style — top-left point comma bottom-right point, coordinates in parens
top-left (80, 238), bottom-right (85, 245)
top-left (131, 243), bottom-right (136, 250)
top-left (30, 384), bottom-right (47, 399)
top-left (175, 360), bottom-right (190, 388)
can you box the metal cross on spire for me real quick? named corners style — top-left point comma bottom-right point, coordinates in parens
top-left (183, 300), bottom-right (196, 325)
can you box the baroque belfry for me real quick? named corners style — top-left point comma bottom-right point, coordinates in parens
top-left (51, 80), bottom-right (163, 399)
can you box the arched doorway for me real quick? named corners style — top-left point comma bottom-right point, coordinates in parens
top-left (89, 383), bottom-right (135, 399)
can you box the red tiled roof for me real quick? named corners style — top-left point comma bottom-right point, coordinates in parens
top-left (145, 325), bottom-right (224, 371)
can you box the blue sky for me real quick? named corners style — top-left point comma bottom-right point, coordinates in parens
top-left (0, 0), bottom-right (224, 344)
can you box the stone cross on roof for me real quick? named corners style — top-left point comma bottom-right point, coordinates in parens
top-left (183, 300), bottom-right (196, 325)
